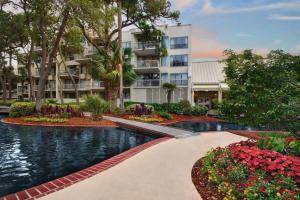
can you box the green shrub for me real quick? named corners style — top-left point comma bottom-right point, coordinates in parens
top-left (9, 102), bottom-right (35, 117)
top-left (125, 104), bottom-right (154, 115)
top-left (47, 99), bottom-right (58, 104)
top-left (124, 101), bottom-right (141, 108)
top-left (158, 112), bottom-right (173, 120)
top-left (191, 105), bottom-right (208, 116)
top-left (83, 95), bottom-right (110, 116)
top-left (257, 136), bottom-right (300, 156)
top-left (24, 117), bottom-right (67, 123)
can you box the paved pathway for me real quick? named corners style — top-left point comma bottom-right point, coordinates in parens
top-left (103, 116), bottom-right (194, 138)
top-left (41, 132), bottom-right (247, 200)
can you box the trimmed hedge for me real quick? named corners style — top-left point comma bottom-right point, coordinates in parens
top-left (159, 112), bottom-right (173, 120)
top-left (125, 101), bottom-right (208, 116)
top-left (9, 102), bottom-right (35, 117)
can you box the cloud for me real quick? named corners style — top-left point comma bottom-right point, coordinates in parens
top-left (191, 28), bottom-right (226, 59)
top-left (172, 0), bottom-right (197, 10)
top-left (268, 15), bottom-right (300, 21)
top-left (201, 0), bottom-right (300, 15)
top-left (296, 44), bottom-right (300, 50)
top-left (236, 33), bottom-right (253, 38)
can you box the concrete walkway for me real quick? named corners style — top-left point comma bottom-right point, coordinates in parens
top-left (103, 116), bottom-right (194, 138)
top-left (41, 132), bottom-right (246, 200)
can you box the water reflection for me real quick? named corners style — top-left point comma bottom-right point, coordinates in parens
top-left (0, 116), bottom-right (157, 197)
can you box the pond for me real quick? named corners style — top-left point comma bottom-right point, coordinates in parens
top-left (0, 115), bottom-right (158, 197)
top-left (168, 121), bottom-right (263, 132)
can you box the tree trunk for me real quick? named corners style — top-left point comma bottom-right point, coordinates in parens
top-left (35, 7), bottom-right (70, 112)
top-left (27, 41), bottom-right (35, 101)
top-left (2, 78), bottom-right (7, 104)
top-left (117, 0), bottom-right (124, 111)
top-left (21, 81), bottom-right (24, 101)
top-left (167, 91), bottom-right (171, 112)
top-left (107, 83), bottom-right (118, 111)
top-left (8, 80), bottom-right (12, 100)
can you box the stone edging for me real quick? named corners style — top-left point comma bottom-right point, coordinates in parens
top-left (0, 137), bottom-right (171, 200)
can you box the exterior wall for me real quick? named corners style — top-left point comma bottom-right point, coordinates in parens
top-left (16, 24), bottom-right (193, 105)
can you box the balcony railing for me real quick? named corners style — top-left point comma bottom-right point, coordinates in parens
top-left (136, 60), bottom-right (159, 68)
top-left (135, 79), bottom-right (160, 87)
top-left (63, 81), bottom-right (105, 90)
top-left (134, 42), bottom-right (157, 50)
top-left (92, 81), bottom-right (105, 89)
top-left (59, 69), bottom-right (79, 76)
top-left (135, 79), bottom-right (188, 87)
top-left (170, 79), bottom-right (188, 86)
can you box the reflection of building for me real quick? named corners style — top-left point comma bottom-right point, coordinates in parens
top-left (191, 61), bottom-right (228, 108)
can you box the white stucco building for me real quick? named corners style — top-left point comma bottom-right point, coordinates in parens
top-left (16, 24), bottom-right (229, 108)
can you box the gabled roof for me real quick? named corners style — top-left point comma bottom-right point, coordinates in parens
top-left (192, 61), bottom-right (226, 84)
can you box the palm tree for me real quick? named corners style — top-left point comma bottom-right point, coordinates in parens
top-left (162, 82), bottom-right (176, 112)
top-left (89, 41), bottom-right (137, 111)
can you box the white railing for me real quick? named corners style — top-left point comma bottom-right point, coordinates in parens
top-left (92, 81), bottom-right (105, 89)
top-left (135, 79), bottom-right (160, 87)
top-left (136, 60), bottom-right (159, 68)
top-left (170, 79), bottom-right (188, 86)
top-left (135, 79), bottom-right (188, 87)
top-left (134, 42), bottom-right (158, 50)
top-left (63, 81), bottom-right (105, 90)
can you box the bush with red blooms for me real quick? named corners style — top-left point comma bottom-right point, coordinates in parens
top-left (200, 140), bottom-right (300, 200)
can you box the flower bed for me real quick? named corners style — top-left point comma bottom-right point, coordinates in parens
top-left (2, 116), bottom-right (118, 127)
top-left (192, 140), bottom-right (300, 200)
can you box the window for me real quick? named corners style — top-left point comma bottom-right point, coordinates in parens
top-left (122, 42), bottom-right (131, 49)
top-left (170, 55), bottom-right (188, 67)
top-left (170, 73), bottom-right (188, 85)
top-left (161, 56), bottom-right (169, 67)
top-left (170, 37), bottom-right (188, 49)
top-left (161, 73), bottom-right (168, 84)
top-left (123, 88), bottom-right (131, 99)
top-left (162, 36), bottom-right (169, 48)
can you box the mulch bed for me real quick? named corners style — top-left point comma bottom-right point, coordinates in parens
top-left (2, 116), bottom-right (118, 127)
top-left (191, 158), bottom-right (223, 200)
top-left (110, 113), bottom-right (224, 124)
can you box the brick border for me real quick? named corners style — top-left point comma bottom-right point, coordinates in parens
top-left (0, 137), bottom-right (171, 200)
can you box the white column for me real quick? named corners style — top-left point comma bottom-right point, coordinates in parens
top-left (191, 90), bottom-right (195, 106)
top-left (218, 89), bottom-right (223, 103)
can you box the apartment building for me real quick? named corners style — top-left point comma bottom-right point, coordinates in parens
top-left (17, 24), bottom-right (193, 104)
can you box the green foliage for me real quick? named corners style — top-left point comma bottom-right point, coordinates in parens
top-left (158, 112), bottom-right (173, 120)
top-left (227, 163), bottom-right (249, 183)
top-left (83, 95), bottom-right (110, 116)
top-left (9, 102), bottom-right (35, 117)
top-left (47, 99), bottom-right (58, 104)
top-left (24, 117), bottom-right (67, 123)
top-left (220, 50), bottom-right (300, 135)
top-left (257, 136), bottom-right (300, 156)
top-left (191, 105), bottom-right (208, 116)
top-left (176, 100), bottom-right (192, 115)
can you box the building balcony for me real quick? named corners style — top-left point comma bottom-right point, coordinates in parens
top-left (135, 79), bottom-right (160, 87)
top-left (59, 70), bottom-right (80, 78)
top-left (134, 79), bottom-right (188, 87)
top-left (92, 81), bottom-right (105, 89)
top-left (134, 60), bottom-right (160, 73)
top-left (133, 42), bottom-right (158, 56)
top-left (170, 79), bottom-right (188, 86)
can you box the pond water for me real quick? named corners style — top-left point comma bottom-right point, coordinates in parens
top-left (0, 115), bottom-right (158, 197)
top-left (169, 121), bottom-right (263, 132)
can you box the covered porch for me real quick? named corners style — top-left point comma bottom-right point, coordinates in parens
top-left (192, 83), bottom-right (228, 109)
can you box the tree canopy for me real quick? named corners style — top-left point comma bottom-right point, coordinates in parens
top-left (220, 49), bottom-right (300, 138)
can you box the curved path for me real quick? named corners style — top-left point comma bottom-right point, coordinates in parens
top-left (40, 132), bottom-right (246, 200)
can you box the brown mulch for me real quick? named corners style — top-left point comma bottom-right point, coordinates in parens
top-left (110, 113), bottom-right (224, 124)
top-left (191, 158), bottom-right (224, 200)
top-left (2, 116), bottom-right (118, 127)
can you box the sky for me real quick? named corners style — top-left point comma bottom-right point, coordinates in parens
top-left (170, 0), bottom-right (300, 61)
